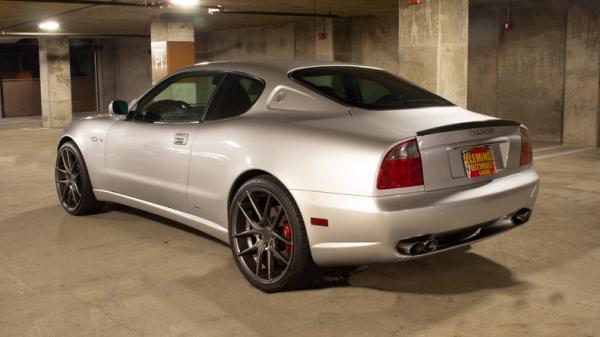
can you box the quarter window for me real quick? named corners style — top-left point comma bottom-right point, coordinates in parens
top-left (204, 74), bottom-right (264, 121)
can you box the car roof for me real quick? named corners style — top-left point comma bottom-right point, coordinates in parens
top-left (180, 59), bottom-right (382, 78)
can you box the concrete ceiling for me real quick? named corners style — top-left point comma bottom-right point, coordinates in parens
top-left (0, 0), bottom-right (398, 35)
top-left (0, 0), bottom-right (536, 36)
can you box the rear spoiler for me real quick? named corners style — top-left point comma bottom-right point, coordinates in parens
top-left (416, 119), bottom-right (521, 136)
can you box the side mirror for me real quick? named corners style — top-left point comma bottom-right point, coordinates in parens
top-left (108, 100), bottom-right (129, 120)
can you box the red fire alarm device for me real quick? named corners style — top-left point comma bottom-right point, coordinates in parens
top-left (317, 32), bottom-right (327, 40)
top-left (409, 0), bottom-right (421, 5)
top-left (503, 4), bottom-right (514, 31)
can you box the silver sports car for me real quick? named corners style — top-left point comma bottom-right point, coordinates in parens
top-left (55, 60), bottom-right (539, 292)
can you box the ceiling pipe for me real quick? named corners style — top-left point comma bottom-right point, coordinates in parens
top-left (4, 0), bottom-right (338, 18)
top-left (3, 0), bottom-right (161, 7)
top-left (1, 4), bottom-right (96, 31)
top-left (215, 10), bottom-right (337, 18)
top-left (4, 0), bottom-right (218, 10)
top-left (0, 31), bottom-right (149, 38)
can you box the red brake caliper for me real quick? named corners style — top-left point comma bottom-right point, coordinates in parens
top-left (282, 223), bottom-right (292, 253)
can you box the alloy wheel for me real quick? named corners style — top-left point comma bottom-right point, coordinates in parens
top-left (55, 147), bottom-right (82, 211)
top-left (231, 188), bottom-right (294, 284)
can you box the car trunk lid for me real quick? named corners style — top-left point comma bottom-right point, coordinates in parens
top-left (351, 106), bottom-right (523, 191)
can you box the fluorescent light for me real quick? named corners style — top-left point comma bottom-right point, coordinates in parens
top-left (38, 21), bottom-right (60, 31)
top-left (169, 0), bottom-right (200, 8)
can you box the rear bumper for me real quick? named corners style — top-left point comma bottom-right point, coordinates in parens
top-left (290, 168), bottom-right (539, 266)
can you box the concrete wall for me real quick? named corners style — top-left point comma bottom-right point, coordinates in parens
top-left (194, 12), bottom-right (461, 103)
top-left (398, 0), bottom-right (469, 107)
top-left (468, 6), bottom-right (500, 118)
top-left (39, 37), bottom-right (72, 128)
top-left (196, 14), bottom-right (400, 75)
top-left (350, 14), bottom-right (399, 74)
top-left (97, 37), bottom-right (151, 111)
top-left (295, 20), bottom-right (317, 60)
top-left (115, 38), bottom-right (151, 103)
top-left (468, 1), bottom-right (568, 142)
top-left (198, 22), bottom-right (297, 61)
top-left (96, 39), bottom-right (117, 113)
top-left (195, 2), bottom-right (599, 146)
top-left (332, 18), bottom-right (352, 62)
top-left (563, 0), bottom-right (600, 146)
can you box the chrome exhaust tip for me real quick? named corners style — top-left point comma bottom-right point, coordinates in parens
top-left (512, 208), bottom-right (532, 225)
top-left (397, 241), bottom-right (426, 255)
top-left (410, 242), bottom-right (425, 255)
top-left (424, 239), bottom-right (438, 253)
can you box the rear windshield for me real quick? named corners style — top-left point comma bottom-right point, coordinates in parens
top-left (290, 66), bottom-right (453, 110)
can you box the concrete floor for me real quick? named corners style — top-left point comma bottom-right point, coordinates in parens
top-left (1, 122), bottom-right (599, 337)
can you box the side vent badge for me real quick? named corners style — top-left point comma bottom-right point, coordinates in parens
top-left (274, 90), bottom-right (286, 103)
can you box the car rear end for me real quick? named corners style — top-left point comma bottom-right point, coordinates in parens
top-left (292, 119), bottom-right (538, 266)
top-left (287, 65), bottom-right (539, 266)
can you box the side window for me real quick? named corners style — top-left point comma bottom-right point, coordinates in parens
top-left (300, 74), bottom-right (346, 100)
top-left (204, 74), bottom-right (264, 121)
top-left (135, 73), bottom-right (224, 123)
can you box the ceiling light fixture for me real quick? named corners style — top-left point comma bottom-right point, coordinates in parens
top-left (38, 21), bottom-right (60, 31)
top-left (169, 0), bottom-right (200, 8)
top-left (207, 5), bottom-right (223, 14)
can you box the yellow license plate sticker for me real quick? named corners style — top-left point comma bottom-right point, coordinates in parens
top-left (462, 146), bottom-right (497, 178)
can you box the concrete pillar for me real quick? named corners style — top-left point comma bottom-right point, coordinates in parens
top-left (96, 39), bottom-right (117, 113)
top-left (563, 0), bottom-right (600, 147)
top-left (195, 31), bottom-right (210, 62)
top-left (39, 37), bottom-right (72, 128)
top-left (294, 20), bottom-right (316, 60)
top-left (398, 0), bottom-right (469, 107)
top-left (315, 18), bottom-right (334, 61)
top-left (150, 15), bottom-right (195, 84)
top-left (332, 18), bottom-right (352, 62)
top-left (0, 81), bottom-right (3, 118)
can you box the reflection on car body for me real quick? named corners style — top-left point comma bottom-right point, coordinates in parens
top-left (55, 60), bottom-right (539, 292)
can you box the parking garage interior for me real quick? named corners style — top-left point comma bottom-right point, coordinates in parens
top-left (1, 0), bottom-right (599, 336)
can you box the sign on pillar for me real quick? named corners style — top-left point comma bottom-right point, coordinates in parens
top-left (151, 41), bottom-right (195, 84)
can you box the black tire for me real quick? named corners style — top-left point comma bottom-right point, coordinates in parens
top-left (55, 141), bottom-right (104, 215)
top-left (228, 175), bottom-right (320, 292)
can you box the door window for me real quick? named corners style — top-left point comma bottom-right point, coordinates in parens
top-left (135, 73), bottom-right (224, 123)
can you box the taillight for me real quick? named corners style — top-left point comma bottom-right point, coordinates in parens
top-left (377, 138), bottom-right (424, 189)
top-left (520, 126), bottom-right (533, 166)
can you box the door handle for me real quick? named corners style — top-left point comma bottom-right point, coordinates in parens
top-left (174, 133), bottom-right (189, 145)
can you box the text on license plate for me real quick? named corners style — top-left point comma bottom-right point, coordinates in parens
top-left (462, 146), bottom-right (497, 178)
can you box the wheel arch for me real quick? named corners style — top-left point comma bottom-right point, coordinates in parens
top-left (57, 135), bottom-right (75, 151)
top-left (57, 136), bottom-right (88, 164)
top-left (227, 169), bottom-right (289, 211)
top-left (57, 135), bottom-right (87, 164)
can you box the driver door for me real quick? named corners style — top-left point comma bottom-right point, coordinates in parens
top-left (105, 72), bottom-right (224, 211)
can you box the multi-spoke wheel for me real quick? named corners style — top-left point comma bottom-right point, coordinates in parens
top-left (55, 141), bottom-right (104, 215)
top-left (229, 176), bottom-right (320, 292)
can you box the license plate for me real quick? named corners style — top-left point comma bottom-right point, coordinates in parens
top-left (462, 146), bottom-right (497, 179)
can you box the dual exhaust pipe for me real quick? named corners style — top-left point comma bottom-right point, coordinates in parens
top-left (398, 208), bottom-right (532, 256)
top-left (398, 239), bottom-right (438, 256)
